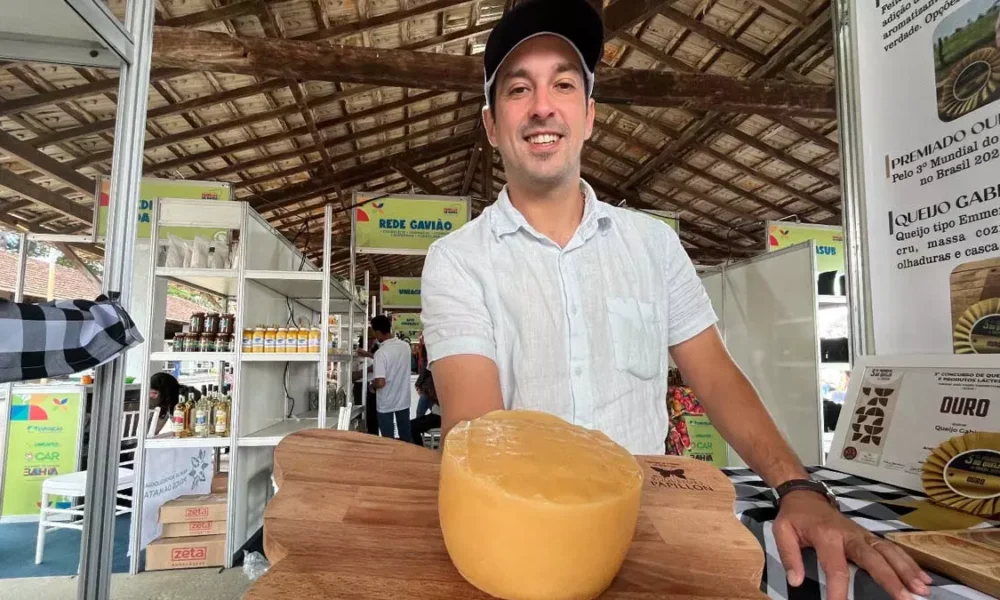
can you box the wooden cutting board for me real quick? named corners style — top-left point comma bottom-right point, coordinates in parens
top-left (243, 430), bottom-right (766, 600)
top-left (886, 529), bottom-right (1000, 598)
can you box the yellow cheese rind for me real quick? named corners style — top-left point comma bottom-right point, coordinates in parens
top-left (439, 410), bottom-right (643, 600)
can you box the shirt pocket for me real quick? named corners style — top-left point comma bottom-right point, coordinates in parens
top-left (606, 297), bottom-right (664, 381)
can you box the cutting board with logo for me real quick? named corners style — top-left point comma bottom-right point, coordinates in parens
top-left (243, 430), bottom-right (765, 600)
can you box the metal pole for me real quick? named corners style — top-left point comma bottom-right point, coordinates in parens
top-left (0, 233), bottom-right (28, 518)
top-left (78, 0), bottom-right (154, 595)
top-left (832, 0), bottom-right (871, 358)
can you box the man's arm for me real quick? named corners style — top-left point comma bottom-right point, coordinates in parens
top-left (372, 350), bottom-right (387, 391)
top-left (669, 326), bottom-right (806, 486)
top-left (433, 356), bottom-right (503, 437)
top-left (421, 244), bottom-right (502, 437)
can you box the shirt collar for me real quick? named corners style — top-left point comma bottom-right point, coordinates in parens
top-left (490, 178), bottom-right (612, 241)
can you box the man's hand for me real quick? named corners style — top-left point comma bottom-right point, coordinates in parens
top-left (773, 491), bottom-right (932, 600)
top-left (356, 349), bottom-right (373, 359)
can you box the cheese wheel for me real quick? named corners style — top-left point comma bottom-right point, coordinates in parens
top-left (439, 410), bottom-right (643, 600)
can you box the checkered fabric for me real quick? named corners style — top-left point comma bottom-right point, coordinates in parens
top-left (0, 295), bottom-right (143, 383)
top-left (724, 467), bottom-right (996, 600)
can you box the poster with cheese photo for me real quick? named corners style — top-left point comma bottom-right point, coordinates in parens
top-left (853, 0), bottom-right (1000, 354)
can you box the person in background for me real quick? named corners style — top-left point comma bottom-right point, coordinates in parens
top-left (410, 372), bottom-right (441, 447)
top-left (414, 340), bottom-right (433, 417)
top-left (366, 315), bottom-right (413, 443)
top-left (149, 372), bottom-right (181, 435)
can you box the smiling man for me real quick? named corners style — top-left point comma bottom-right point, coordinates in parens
top-left (420, 1), bottom-right (931, 599)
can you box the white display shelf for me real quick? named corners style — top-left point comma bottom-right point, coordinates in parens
top-left (241, 352), bottom-right (320, 362)
top-left (155, 267), bottom-right (239, 296)
top-left (245, 270), bottom-right (324, 299)
top-left (146, 435), bottom-right (232, 449)
top-left (818, 295), bottom-right (847, 306)
top-left (237, 419), bottom-right (319, 446)
top-left (329, 352), bottom-right (357, 362)
top-left (821, 362), bottom-right (852, 370)
top-left (151, 351), bottom-right (235, 363)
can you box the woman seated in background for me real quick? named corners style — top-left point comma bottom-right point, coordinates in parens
top-left (149, 372), bottom-right (181, 435)
top-left (410, 372), bottom-right (441, 448)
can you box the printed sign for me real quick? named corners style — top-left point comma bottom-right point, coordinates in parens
top-left (96, 177), bottom-right (233, 240)
top-left (848, 0), bottom-right (1000, 354)
top-left (391, 313), bottom-right (423, 342)
top-left (827, 355), bottom-right (1000, 491)
top-left (132, 447), bottom-right (213, 553)
top-left (380, 277), bottom-right (422, 309)
top-left (667, 386), bottom-right (728, 467)
top-left (354, 193), bottom-right (470, 255)
top-left (767, 222), bottom-right (845, 275)
top-left (1, 391), bottom-right (83, 517)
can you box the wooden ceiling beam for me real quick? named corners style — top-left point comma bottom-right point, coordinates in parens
top-left (158, 0), bottom-right (261, 27)
top-left (147, 90), bottom-right (445, 176)
top-left (716, 125), bottom-right (840, 187)
top-left (0, 131), bottom-right (93, 196)
top-left (32, 80), bottom-right (287, 148)
top-left (603, 0), bottom-right (677, 38)
top-left (657, 5), bottom-right (767, 64)
top-left (295, 0), bottom-right (474, 42)
top-left (234, 113), bottom-right (478, 190)
top-left (391, 161), bottom-right (445, 195)
top-left (746, 0), bottom-right (810, 26)
top-left (0, 169), bottom-right (92, 223)
top-left (253, 133), bottom-right (476, 212)
top-left (621, 8), bottom-right (834, 188)
top-left (775, 116), bottom-right (839, 153)
top-left (0, 68), bottom-right (184, 118)
top-left (73, 84), bottom-right (380, 168)
top-left (151, 27), bottom-right (837, 117)
top-left (667, 162), bottom-right (794, 219)
top-left (461, 143), bottom-right (481, 196)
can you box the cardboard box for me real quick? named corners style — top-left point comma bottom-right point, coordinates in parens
top-left (159, 494), bottom-right (228, 524)
top-left (211, 472), bottom-right (228, 494)
top-left (146, 534), bottom-right (225, 571)
top-left (161, 520), bottom-right (227, 538)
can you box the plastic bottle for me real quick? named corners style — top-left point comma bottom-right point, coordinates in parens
top-left (276, 327), bottom-right (288, 353)
top-left (308, 327), bottom-right (321, 353)
top-left (264, 327), bottom-right (277, 353)
top-left (296, 327), bottom-right (309, 353)
top-left (242, 329), bottom-right (254, 352)
top-left (252, 325), bottom-right (265, 353)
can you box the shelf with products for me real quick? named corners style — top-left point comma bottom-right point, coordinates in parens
top-left (133, 200), bottom-right (370, 575)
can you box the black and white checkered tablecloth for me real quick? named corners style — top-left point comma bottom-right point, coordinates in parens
top-left (724, 466), bottom-right (997, 600)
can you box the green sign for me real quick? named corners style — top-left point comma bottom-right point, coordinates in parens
top-left (767, 222), bottom-right (845, 274)
top-left (354, 193), bottom-right (469, 255)
top-left (381, 277), bottom-right (422, 309)
top-left (96, 176), bottom-right (233, 239)
top-left (681, 415), bottom-right (728, 468)
top-left (2, 391), bottom-right (83, 517)
top-left (391, 313), bottom-right (423, 342)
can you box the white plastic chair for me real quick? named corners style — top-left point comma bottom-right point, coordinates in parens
top-left (34, 407), bottom-right (159, 565)
top-left (422, 428), bottom-right (442, 450)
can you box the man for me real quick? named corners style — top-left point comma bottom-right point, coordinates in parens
top-left (420, 1), bottom-right (932, 599)
top-left (366, 315), bottom-right (412, 442)
top-left (409, 372), bottom-right (442, 448)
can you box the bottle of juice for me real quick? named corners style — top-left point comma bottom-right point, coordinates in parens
top-left (252, 325), bottom-right (265, 353)
top-left (264, 327), bottom-right (277, 353)
top-left (193, 394), bottom-right (211, 437)
top-left (172, 396), bottom-right (189, 438)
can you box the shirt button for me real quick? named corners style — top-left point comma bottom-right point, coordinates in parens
top-left (571, 306), bottom-right (578, 315)
top-left (574, 367), bottom-right (583, 376)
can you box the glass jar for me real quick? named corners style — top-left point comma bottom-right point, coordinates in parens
top-left (204, 313), bottom-right (220, 335)
top-left (190, 313), bottom-right (206, 335)
top-left (200, 333), bottom-right (215, 353)
top-left (219, 313), bottom-right (235, 335)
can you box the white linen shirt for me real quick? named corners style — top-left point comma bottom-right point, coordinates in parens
top-left (373, 337), bottom-right (413, 413)
top-left (420, 180), bottom-right (717, 454)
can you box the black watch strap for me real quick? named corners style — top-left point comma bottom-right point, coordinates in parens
top-left (774, 479), bottom-right (838, 508)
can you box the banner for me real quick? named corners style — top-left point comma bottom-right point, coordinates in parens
top-left (132, 447), bottom-right (213, 553)
top-left (391, 313), bottom-right (423, 341)
top-left (354, 193), bottom-right (470, 255)
top-left (667, 386), bottom-right (728, 467)
top-left (2, 390), bottom-right (83, 517)
top-left (766, 222), bottom-right (845, 274)
top-left (380, 277), bottom-right (422, 309)
top-left (851, 0), bottom-right (1000, 355)
top-left (96, 176), bottom-right (232, 240)
top-left (827, 355), bottom-right (1000, 492)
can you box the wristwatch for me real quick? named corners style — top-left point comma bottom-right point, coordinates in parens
top-left (774, 479), bottom-right (838, 509)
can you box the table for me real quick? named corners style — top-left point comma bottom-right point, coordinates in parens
top-left (246, 430), bottom-right (768, 599)
top-left (725, 466), bottom-right (997, 600)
